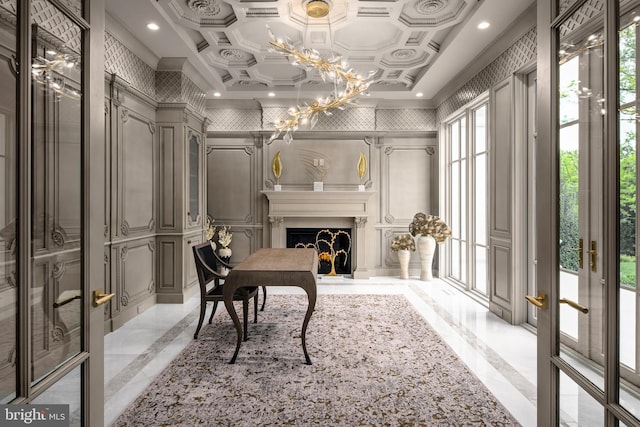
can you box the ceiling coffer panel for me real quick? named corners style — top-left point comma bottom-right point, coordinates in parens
top-left (152, 0), bottom-right (480, 92)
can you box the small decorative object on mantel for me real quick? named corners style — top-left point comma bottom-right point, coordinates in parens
top-left (409, 213), bottom-right (452, 281)
top-left (217, 225), bottom-right (233, 276)
top-left (205, 217), bottom-right (217, 250)
top-left (357, 151), bottom-right (367, 191)
top-left (272, 151), bottom-right (283, 191)
top-left (312, 157), bottom-right (328, 192)
top-left (391, 233), bottom-right (416, 280)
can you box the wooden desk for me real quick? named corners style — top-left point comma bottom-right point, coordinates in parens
top-left (223, 248), bottom-right (318, 364)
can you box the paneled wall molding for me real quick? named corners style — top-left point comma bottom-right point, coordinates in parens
top-left (106, 71), bottom-right (157, 109)
top-left (156, 102), bottom-right (206, 123)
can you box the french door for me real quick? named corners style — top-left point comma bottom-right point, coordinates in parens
top-left (536, 0), bottom-right (640, 425)
top-left (0, 1), bottom-right (105, 425)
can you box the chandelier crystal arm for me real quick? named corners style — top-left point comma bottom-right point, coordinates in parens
top-left (266, 28), bottom-right (375, 143)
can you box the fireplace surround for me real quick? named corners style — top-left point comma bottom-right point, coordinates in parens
top-left (262, 191), bottom-right (374, 278)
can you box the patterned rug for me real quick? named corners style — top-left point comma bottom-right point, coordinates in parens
top-left (112, 294), bottom-right (520, 426)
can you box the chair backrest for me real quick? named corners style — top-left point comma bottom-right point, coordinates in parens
top-left (192, 242), bottom-right (220, 288)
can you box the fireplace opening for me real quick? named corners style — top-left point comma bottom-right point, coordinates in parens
top-left (286, 228), bottom-right (352, 275)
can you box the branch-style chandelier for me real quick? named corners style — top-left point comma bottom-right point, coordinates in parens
top-left (32, 51), bottom-right (81, 100)
top-left (267, 1), bottom-right (375, 144)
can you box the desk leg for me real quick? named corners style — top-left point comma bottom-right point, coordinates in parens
top-left (223, 288), bottom-right (243, 364)
top-left (301, 286), bottom-right (317, 365)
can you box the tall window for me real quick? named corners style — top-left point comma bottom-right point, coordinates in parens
top-left (446, 101), bottom-right (489, 296)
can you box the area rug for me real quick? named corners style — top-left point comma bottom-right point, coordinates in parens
top-left (112, 294), bottom-right (520, 426)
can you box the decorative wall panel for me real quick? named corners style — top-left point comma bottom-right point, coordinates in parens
top-left (207, 147), bottom-right (254, 223)
top-left (120, 111), bottom-right (155, 237)
top-left (489, 78), bottom-right (514, 323)
top-left (183, 236), bottom-right (200, 292)
top-left (382, 145), bottom-right (436, 225)
top-left (491, 80), bottom-right (512, 237)
top-left (491, 244), bottom-right (512, 306)
top-left (264, 138), bottom-right (373, 190)
top-left (104, 32), bottom-right (156, 99)
top-left (113, 239), bottom-right (156, 320)
top-left (376, 109), bottom-right (436, 131)
top-left (158, 126), bottom-right (176, 229)
top-left (159, 241), bottom-right (176, 290)
top-left (437, 27), bottom-right (536, 122)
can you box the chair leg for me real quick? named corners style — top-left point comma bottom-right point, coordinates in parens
top-left (261, 286), bottom-right (267, 311)
top-left (208, 301), bottom-right (218, 324)
top-left (242, 297), bottom-right (249, 341)
top-left (194, 301), bottom-right (206, 339)
top-left (253, 292), bottom-right (258, 323)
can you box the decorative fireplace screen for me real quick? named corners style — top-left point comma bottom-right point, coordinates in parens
top-left (286, 228), bottom-right (352, 275)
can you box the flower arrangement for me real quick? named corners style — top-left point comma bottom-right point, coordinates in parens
top-left (391, 233), bottom-right (416, 252)
top-left (205, 217), bottom-right (217, 241)
top-left (409, 212), bottom-right (452, 244)
top-left (218, 225), bottom-right (233, 249)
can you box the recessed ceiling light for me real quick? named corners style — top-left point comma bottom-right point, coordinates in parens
top-left (213, 92), bottom-right (221, 97)
top-left (477, 21), bottom-right (490, 30)
top-left (147, 22), bottom-right (159, 31)
top-left (268, 92), bottom-right (275, 97)
top-left (416, 92), bottom-right (423, 97)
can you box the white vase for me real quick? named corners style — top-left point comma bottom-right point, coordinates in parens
top-left (417, 235), bottom-right (436, 281)
top-left (218, 247), bottom-right (232, 276)
top-left (397, 249), bottom-right (411, 279)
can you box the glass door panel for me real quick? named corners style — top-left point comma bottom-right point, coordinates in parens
top-left (30, 0), bottom-right (83, 386)
top-left (473, 105), bottom-right (488, 296)
top-left (557, 0), bottom-right (606, 397)
top-left (618, 2), bottom-right (640, 419)
top-left (0, 0), bottom-right (16, 404)
top-left (559, 370), bottom-right (604, 426)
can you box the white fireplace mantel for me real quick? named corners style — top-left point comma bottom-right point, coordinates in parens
top-left (262, 190), bottom-right (375, 278)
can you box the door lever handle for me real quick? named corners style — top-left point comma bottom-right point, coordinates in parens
top-left (565, 238), bottom-right (584, 269)
top-left (525, 293), bottom-right (547, 310)
top-left (587, 241), bottom-right (597, 272)
top-left (560, 298), bottom-right (589, 314)
top-left (92, 289), bottom-right (115, 307)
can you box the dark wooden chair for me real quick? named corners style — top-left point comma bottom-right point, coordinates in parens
top-left (192, 242), bottom-right (261, 340)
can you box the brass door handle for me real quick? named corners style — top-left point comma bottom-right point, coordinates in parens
top-left (559, 298), bottom-right (589, 314)
top-left (587, 241), bottom-right (597, 272)
top-left (92, 289), bottom-right (115, 307)
top-left (525, 293), bottom-right (547, 309)
top-left (53, 294), bottom-right (81, 308)
top-left (565, 238), bottom-right (584, 269)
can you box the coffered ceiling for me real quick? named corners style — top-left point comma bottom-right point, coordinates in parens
top-left (105, 0), bottom-right (535, 102)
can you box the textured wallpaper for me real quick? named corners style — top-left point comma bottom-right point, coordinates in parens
top-left (436, 27), bottom-right (537, 122)
top-left (105, 32), bottom-right (156, 99)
